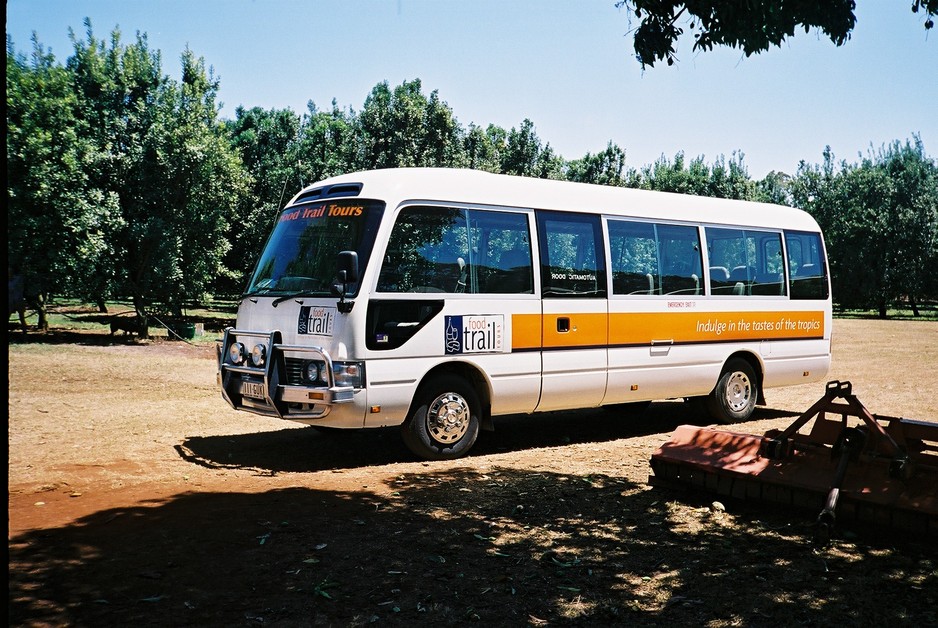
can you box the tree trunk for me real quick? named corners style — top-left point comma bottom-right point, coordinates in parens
top-left (132, 294), bottom-right (150, 339)
top-left (36, 295), bottom-right (49, 331)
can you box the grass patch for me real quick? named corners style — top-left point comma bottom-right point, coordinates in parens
top-left (12, 297), bottom-right (238, 341)
top-left (835, 307), bottom-right (938, 321)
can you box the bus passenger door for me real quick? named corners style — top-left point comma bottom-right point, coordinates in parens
top-left (534, 211), bottom-right (608, 412)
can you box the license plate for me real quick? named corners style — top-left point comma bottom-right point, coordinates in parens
top-left (240, 380), bottom-right (266, 399)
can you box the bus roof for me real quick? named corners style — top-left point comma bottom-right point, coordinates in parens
top-left (291, 168), bottom-right (821, 233)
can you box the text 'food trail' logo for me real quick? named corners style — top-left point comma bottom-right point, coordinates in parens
top-left (298, 306), bottom-right (335, 336)
top-left (445, 315), bottom-right (504, 354)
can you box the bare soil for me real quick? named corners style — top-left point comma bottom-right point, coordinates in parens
top-left (8, 318), bottom-right (938, 627)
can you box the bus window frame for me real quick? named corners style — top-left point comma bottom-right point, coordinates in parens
top-left (703, 225), bottom-right (788, 298)
top-left (375, 202), bottom-right (538, 297)
top-left (605, 217), bottom-right (704, 298)
top-left (784, 229), bottom-right (830, 300)
top-left (536, 210), bottom-right (607, 299)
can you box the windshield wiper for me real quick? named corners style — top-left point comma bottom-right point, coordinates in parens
top-left (271, 292), bottom-right (309, 307)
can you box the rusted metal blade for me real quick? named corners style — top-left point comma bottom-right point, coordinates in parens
top-left (650, 424), bottom-right (938, 538)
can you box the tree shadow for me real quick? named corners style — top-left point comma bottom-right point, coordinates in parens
top-left (6, 326), bottom-right (123, 346)
top-left (7, 307), bottom-right (233, 344)
top-left (10, 467), bottom-right (937, 627)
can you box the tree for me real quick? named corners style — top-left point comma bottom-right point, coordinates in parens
top-left (298, 99), bottom-right (356, 183)
top-left (356, 79), bottom-right (466, 169)
top-left (878, 138), bottom-right (938, 313)
top-left (62, 24), bottom-right (248, 331)
top-left (704, 152), bottom-right (756, 199)
top-left (626, 151), bottom-right (756, 199)
top-left (65, 23), bottom-right (169, 325)
top-left (500, 119), bottom-right (563, 179)
top-left (463, 123), bottom-right (503, 173)
top-left (224, 105), bottom-right (302, 292)
top-left (7, 34), bottom-right (118, 329)
top-left (756, 170), bottom-right (794, 206)
top-left (791, 138), bottom-right (938, 316)
top-left (616, 1), bottom-right (938, 68)
top-left (564, 141), bottom-right (628, 186)
top-left (132, 49), bottom-right (249, 319)
top-left (420, 90), bottom-right (467, 168)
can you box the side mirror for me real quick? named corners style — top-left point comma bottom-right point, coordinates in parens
top-left (337, 250), bottom-right (359, 283)
top-left (333, 251), bottom-right (359, 313)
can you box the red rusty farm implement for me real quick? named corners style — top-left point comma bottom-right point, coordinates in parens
top-left (650, 381), bottom-right (938, 543)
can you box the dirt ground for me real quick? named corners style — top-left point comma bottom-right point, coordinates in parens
top-left (7, 317), bottom-right (938, 627)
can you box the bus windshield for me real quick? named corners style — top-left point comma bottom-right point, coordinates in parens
top-left (244, 199), bottom-right (384, 297)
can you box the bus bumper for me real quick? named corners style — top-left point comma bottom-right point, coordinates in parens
top-left (217, 328), bottom-right (365, 425)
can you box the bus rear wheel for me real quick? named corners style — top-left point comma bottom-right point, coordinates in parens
top-left (706, 358), bottom-right (757, 424)
top-left (401, 375), bottom-right (481, 460)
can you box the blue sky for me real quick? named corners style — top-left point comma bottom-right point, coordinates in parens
top-left (7, 0), bottom-right (937, 179)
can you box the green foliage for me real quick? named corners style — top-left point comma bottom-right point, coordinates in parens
top-left (564, 142), bottom-right (628, 186)
top-left (755, 171), bottom-right (793, 206)
top-left (7, 23), bottom-right (250, 332)
top-left (462, 123), bottom-right (503, 173)
top-left (6, 20), bottom-right (935, 320)
top-left (138, 49), bottom-right (250, 314)
top-left (500, 119), bottom-right (564, 179)
top-left (356, 79), bottom-right (466, 170)
top-left (616, 1), bottom-right (936, 68)
top-left (223, 105), bottom-right (302, 292)
top-left (70, 27), bottom-right (249, 322)
top-left (625, 151), bottom-right (757, 199)
top-left (791, 137), bottom-right (938, 316)
top-left (7, 34), bottom-right (118, 328)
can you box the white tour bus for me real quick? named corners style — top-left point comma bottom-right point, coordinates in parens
top-left (218, 168), bottom-right (832, 460)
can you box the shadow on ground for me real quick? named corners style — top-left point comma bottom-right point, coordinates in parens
top-left (10, 466), bottom-right (936, 627)
top-left (175, 402), bottom-right (796, 474)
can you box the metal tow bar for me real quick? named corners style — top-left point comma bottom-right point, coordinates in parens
top-left (761, 380), bottom-right (914, 544)
top-left (814, 425), bottom-right (867, 546)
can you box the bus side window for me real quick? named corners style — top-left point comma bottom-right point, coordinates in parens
top-left (609, 220), bottom-right (659, 295)
top-left (658, 224), bottom-right (702, 296)
top-left (378, 206), bottom-right (534, 295)
top-left (377, 206), bottom-right (469, 294)
top-left (476, 211), bottom-right (534, 294)
top-left (706, 227), bottom-right (749, 295)
top-left (786, 231), bottom-right (829, 300)
top-left (751, 232), bottom-right (786, 296)
top-left (706, 227), bottom-right (786, 297)
top-left (537, 211), bottom-right (606, 297)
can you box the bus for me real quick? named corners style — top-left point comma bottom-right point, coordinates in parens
top-left (218, 168), bottom-right (832, 460)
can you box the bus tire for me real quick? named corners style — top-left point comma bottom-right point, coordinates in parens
top-left (401, 375), bottom-right (481, 460)
top-left (706, 358), bottom-right (757, 424)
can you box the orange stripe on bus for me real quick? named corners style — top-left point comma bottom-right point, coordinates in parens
top-left (608, 311), bottom-right (825, 344)
top-left (512, 311), bottom-right (825, 350)
top-left (511, 313), bottom-right (542, 350)
top-left (543, 312), bottom-right (608, 348)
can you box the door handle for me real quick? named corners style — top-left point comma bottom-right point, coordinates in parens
top-left (650, 339), bottom-right (673, 356)
top-left (557, 317), bottom-right (570, 333)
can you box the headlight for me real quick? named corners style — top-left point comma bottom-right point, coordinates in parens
top-left (250, 343), bottom-right (267, 367)
top-left (333, 361), bottom-right (365, 388)
top-left (305, 361), bottom-right (322, 383)
top-left (228, 342), bottom-right (246, 365)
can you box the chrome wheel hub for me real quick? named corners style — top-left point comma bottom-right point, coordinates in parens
top-left (427, 392), bottom-right (470, 444)
top-left (725, 371), bottom-right (752, 412)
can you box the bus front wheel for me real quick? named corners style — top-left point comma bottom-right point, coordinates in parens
top-left (401, 375), bottom-right (481, 460)
top-left (706, 358), bottom-right (757, 424)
